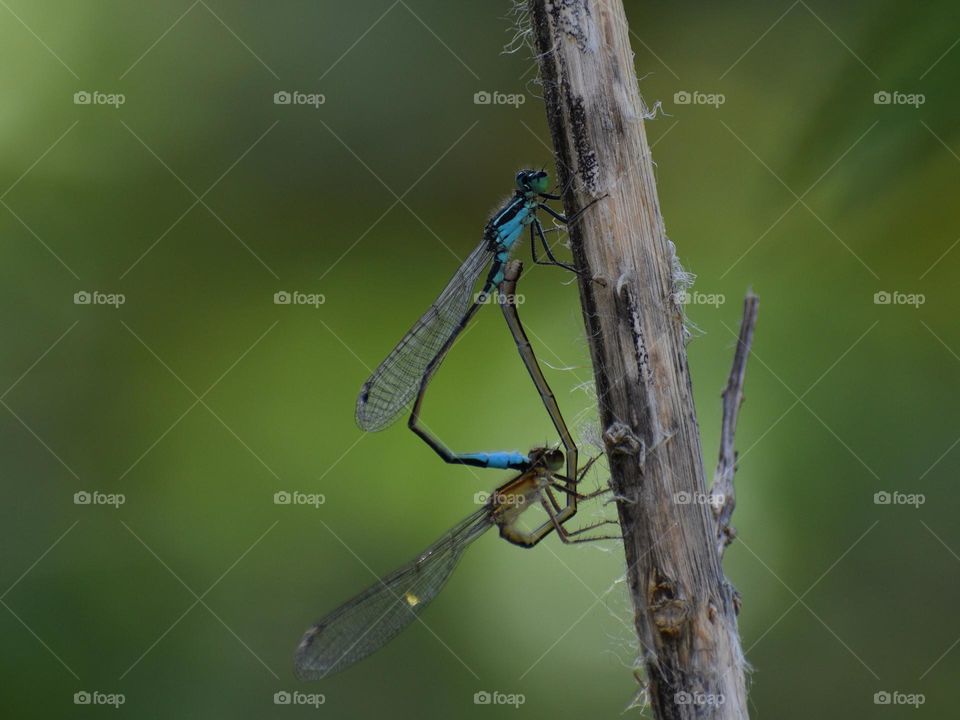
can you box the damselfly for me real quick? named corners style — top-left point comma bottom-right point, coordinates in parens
top-left (293, 448), bottom-right (616, 680)
top-left (355, 170), bottom-right (597, 472)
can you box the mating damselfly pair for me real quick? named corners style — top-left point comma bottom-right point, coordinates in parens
top-left (294, 170), bottom-right (615, 680)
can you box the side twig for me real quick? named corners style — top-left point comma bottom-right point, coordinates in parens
top-left (710, 293), bottom-right (759, 558)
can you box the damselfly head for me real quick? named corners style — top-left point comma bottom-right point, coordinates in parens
top-left (516, 169), bottom-right (550, 196)
top-left (527, 446), bottom-right (564, 472)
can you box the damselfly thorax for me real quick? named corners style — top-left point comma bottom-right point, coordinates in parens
top-left (481, 193), bottom-right (541, 292)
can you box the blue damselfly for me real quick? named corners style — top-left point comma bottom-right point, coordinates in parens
top-left (355, 170), bottom-right (598, 472)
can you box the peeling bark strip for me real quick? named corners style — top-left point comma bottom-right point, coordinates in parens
top-left (527, 1), bottom-right (750, 718)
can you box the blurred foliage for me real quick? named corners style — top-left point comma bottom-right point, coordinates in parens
top-left (1, 1), bottom-right (958, 718)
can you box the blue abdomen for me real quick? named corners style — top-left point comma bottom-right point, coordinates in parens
top-left (460, 451), bottom-right (529, 470)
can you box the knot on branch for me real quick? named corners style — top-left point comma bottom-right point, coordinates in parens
top-left (731, 585), bottom-right (743, 616)
top-left (709, 490), bottom-right (732, 520)
top-left (648, 573), bottom-right (690, 638)
top-left (603, 421), bottom-right (644, 459)
top-left (720, 523), bottom-right (737, 547)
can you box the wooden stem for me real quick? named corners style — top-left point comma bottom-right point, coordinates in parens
top-left (527, 1), bottom-right (752, 717)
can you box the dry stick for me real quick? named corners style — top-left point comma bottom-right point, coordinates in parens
top-left (710, 294), bottom-right (759, 559)
top-left (527, 1), bottom-right (751, 718)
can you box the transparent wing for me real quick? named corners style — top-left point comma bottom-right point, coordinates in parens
top-left (294, 507), bottom-right (493, 680)
top-left (356, 238), bottom-right (495, 431)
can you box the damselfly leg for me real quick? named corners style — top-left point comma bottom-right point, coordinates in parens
top-left (498, 259), bottom-right (589, 536)
top-left (531, 193), bottom-right (607, 274)
top-left (530, 220), bottom-right (576, 272)
top-left (546, 459), bottom-right (619, 542)
top-left (498, 459), bottom-right (619, 547)
top-left (490, 450), bottom-right (618, 547)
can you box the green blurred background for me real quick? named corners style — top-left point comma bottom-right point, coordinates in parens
top-left (1, 1), bottom-right (958, 717)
